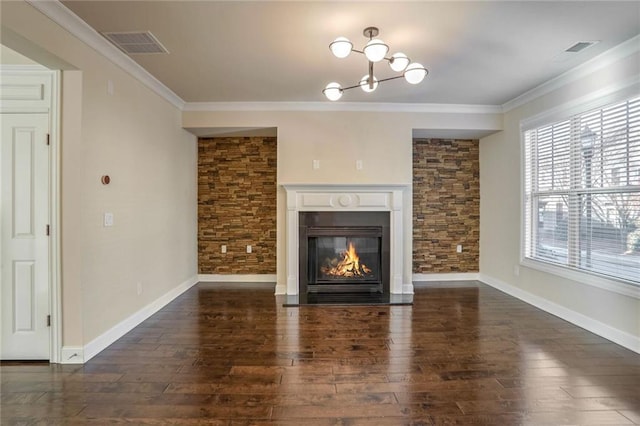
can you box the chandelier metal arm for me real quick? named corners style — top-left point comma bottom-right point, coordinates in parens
top-left (349, 50), bottom-right (396, 63)
top-left (340, 83), bottom-right (364, 91)
top-left (346, 49), bottom-right (400, 72)
top-left (375, 75), bottom-right (406, 84)
top-left (339, 74), bottom-right (405, 94)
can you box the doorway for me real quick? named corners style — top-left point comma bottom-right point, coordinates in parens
top-left (0, 65), bottom-right (60, 361)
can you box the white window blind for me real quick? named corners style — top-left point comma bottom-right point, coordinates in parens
top-left (524, 96), bottom-right (640, 285)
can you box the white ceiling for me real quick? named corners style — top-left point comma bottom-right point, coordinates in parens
top-left (58, 1), bottom-right (639, 106)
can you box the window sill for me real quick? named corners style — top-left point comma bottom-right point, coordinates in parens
top-left (521, 258), bottom-right (640, 299)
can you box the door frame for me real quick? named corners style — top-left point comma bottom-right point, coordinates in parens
top-left (0, 66), bottom-right (61, 363)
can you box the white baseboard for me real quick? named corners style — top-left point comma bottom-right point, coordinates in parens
top-left (413, 272), bottom-right (480, 283)
top-left (478, 273), bottom-right (640, 354)
top-left (82, 275), bottom-right (198, 363)
top-left (198, 274), bottom-right (277, 283)
top-left (60, 346), bottom-right (84, 364)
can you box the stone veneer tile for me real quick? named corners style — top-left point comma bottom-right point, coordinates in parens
top-left (198, 136), bottom-right (476, 275)
top-left (198, 137), bottom-right (277, 274)
top-left (413, 139), bottom-right (480, 273)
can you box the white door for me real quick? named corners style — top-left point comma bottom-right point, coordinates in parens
top-left (1, 113), bottom-right (50, 360)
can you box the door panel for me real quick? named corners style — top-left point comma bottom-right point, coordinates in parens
top-left (13, 130), bottom-right (36, 237)
top-left (1, 113), bottom-right (50, 360)
top-left (14, 260), bottom-right (35, 332)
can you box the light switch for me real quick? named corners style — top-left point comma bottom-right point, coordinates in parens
top-left (104, 212), bottom-right (114, 227)
top-left (221, 245), bottom-right (227, 254)
top-left (246, 245), bottom-right (252, 253)
top-left (456, 244), bottom-right (462, 253)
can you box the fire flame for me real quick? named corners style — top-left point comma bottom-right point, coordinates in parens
top-left (320, 241), bottom-right (373, 278)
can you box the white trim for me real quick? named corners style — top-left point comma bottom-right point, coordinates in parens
top-left (478, 273), bottom-right (640, 354)
top-left (0, 107), bottom-right (51, 114)
top-left (520, 76), bottom-right (640, 131)
top-left (49, 70), bottom-right (62, 363)
top-left (82, 275), bottom-right (198, 362)
top-left (413, 272), bottom-right (480, 282)
top-left (503, 34), bottom-right (640, 113)
top-left (183, 101), bottom-right (502, 114)
top-left (60, 346), bottom-right (84, 364)
top-left (24, 0), bottom-right (185, 110)
top-left (283, 184), bottom-right (410, 296)
top-left (520, 259), bottom-right (640, 299)
top-left (275, 284), bottom-right (287, 295)
top-left (197, 274), bottom-right (277, 283)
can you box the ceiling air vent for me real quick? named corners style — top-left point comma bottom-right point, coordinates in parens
top-left (565, 41), bottom-right (598, 53)
top-left (102, 31), bottom-right (169, 55)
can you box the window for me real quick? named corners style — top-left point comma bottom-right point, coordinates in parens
top-left (523, 96), bottom-right (640, 285)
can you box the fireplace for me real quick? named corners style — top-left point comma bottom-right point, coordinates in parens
top-left (281, 184), bottom-right (412, 298)
top-left (299, 212), bottom-right (390, 299)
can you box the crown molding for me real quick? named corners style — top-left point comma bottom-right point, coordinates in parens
top-left (183, 101), bottom-right (503, 114)
top-left (25, 0), bottom-right (185, 110)
top-left (502, 34), bottom-right (640, 113)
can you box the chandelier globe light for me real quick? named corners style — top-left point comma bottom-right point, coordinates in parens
top-left (389, 52), bottom-right (410, 72)
top-left (363, 38), bottom-right (389, 62)
top-left (359, 74), bottom-right (379, 92)
top-left (323, 82), bottom-right (343, 101)
top-left (329, 37), bottom-right (353, 59)
top-left (324, 26), bottom-right (428, 101)
top-left (404, 62), bottom-right (428, 84)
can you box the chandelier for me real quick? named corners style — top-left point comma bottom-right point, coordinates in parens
top-left (323, 26), bottom-right (428, 101)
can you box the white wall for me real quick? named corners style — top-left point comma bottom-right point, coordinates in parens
top-left (1, 1), bottom-right (198, 359)
top-left (0, 44), bottom-right (38, 65)
top-left (479, 47), bottom-right (640, 351)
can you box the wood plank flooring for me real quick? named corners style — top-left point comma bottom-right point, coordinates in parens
top-left (2, 282), bottom-right (639, 425)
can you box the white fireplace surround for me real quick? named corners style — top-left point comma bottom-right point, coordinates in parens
top-left (279, 184), bottom-right (413, 296)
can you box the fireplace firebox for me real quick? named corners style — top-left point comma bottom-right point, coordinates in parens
top-left (299, 211), bottom-right (390, 301)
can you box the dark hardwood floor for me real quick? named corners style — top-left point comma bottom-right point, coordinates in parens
top-left (2, 282), bottom-right (639, 425)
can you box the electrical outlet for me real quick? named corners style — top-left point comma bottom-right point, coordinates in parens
top-left (246, 245), bottom-right (252, 254)
top-left (136, 282), bottom-right (143, 295)
top-left (104, 212), bottom-right (114, 227)
top-left (356, 160), bottom-right (363, 170)
top-left (312, 160), bottom-right (320, 170)
top-left (514, 265), bottom-right (520, 276)
top-left (221, 245), bottom-right (227, 254)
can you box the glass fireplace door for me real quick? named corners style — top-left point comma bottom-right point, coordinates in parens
top-left (310, 236), bottom-right (381, 283)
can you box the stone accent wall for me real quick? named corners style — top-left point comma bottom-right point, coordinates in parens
top-left (198, 137), bottom-right (277, 274)
top-left (413, 139), bottom-right (480, 273)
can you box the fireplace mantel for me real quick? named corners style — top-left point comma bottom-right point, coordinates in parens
top-left (279, 184), bottom-right (413, 296)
